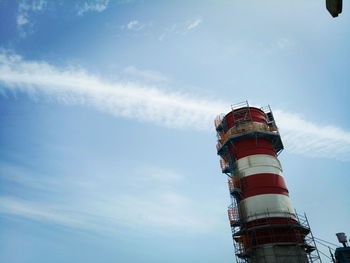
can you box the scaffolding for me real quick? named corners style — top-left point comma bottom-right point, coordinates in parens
top-left (297, 213), bottom-right (323, 263)
top-left (220, 158), bottom-right (231, 173)
top-left (226, 169), bottom-right (322, 263)
top-left (260, 105), bottom-right (277, 127)
top-left (229, 198), bottom-right (247, 263)
top-left (228, 201), bottom-right (322, 263)
top-left (215, 113), bottom-right (226, 132)
top-left (228, 176), bottom-right (243, 200)
top-left (231, 101), bottom-right (253, 126)
top-left (217, 121), bottom-right (280, 149)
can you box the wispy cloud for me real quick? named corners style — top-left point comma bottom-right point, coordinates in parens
top-left (123, 66), bottom-right (168, 83)
top-left (16, 14), bottom-right (29, 26)
top-left (0, 197), bottom-right (88, 228)
top-left (159, 24), bottom-right (178, 41)
top-left (0, 51), bottom-right (350, 160)
top-left (77, 0), bottom-right (110, 16)
top-left (186, 18), bottom-right (203, 30)
top-left (159, 17), bottom-right (203, 41)
top-left (127, 20), bottom-right (142, 30)
top-left (16, 0), bottom-right (47, 37)
top-left (0, 161), bottom-right (217, 233)
top-left (274, 110), bottom-right (350, 160)
top-left (120, 20), bottom-right (152, 32)
top-left (275, 38), bottom-right (295, 50)
top-left (0, 51), bottom-right (220, 131)
top-left (127, 20), bottom-right (139, 30)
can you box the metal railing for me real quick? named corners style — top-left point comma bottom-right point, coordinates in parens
top-left (220, 158), bottom-right (230, 172)
top-left (216, 122), bottom-right (279, 151)
top-left (228, 176), bottom-right (241, 192)
top-left (228, 205), bottom-right (240, 226)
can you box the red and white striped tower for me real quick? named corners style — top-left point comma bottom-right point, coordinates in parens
top-left (215, 102), bottom-right (320, 263)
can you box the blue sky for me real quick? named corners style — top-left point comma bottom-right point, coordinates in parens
top-left (0, 0), bottom-right (350, 262)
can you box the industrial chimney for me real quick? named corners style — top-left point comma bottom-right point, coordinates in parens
top-left (214, 101), bottom-right (321, 263)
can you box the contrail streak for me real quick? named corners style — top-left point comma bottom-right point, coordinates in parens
top-left (1, 51), bottom-right (349, 160)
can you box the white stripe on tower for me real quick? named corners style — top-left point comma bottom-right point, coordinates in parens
top-left (240, 194), bottom-right (296, 222)
top-left (236, 154), bottom-right (283, 178)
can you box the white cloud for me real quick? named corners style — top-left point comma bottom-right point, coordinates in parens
top-left (16, 14), bottom-right (29, 26)
top-left (0, 194), bottom-right (211, 233)
top-left (274, 110), bottom-right (350, 160)
top-left (0, 197), bottom-right (88, 228)
top-left (158, 24), bottom-right (178, 41)
top-left (159, 18), bottom-right (202, 41)
top-left (77, 0), bottom-right (110, 16)
top-left (121, 20), bottom-right (151, 31)
top-left (0, 162), bottom-right (218, 233)
top-left (0, 51), bottom-right (221, 131)
top-left (123, 66), bottom-right (168, 83)
top-left (0, 51), bottom-right (350, 160)
top-left (19, 0), bottom-right (47, 12)
top-left (127, 20), bottom-right (140, 30)
top-left (29, 0), bottom-right (47, 11)
top-left (275, 38), bottom-right (295, 50)
top-left (186, 18), bottom-right (203, 30)
top-left (16, 0), bottom-right (47, 37)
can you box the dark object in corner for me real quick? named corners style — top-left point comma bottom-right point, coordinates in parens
top-left (326, 0), bottom-right (342, 17)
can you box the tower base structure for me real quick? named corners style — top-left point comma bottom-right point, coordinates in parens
top-left (250, 245), bottom-right (309, 263)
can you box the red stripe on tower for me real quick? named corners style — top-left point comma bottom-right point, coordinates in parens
top-left (240, 173), bottom-right (289, 198)
top-left (230, 138), bottom-right (277, 160)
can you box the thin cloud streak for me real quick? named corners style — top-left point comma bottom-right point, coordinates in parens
top-left (275, 110), bottom-right (350, 160)
top-left (159, 17), bottom-right (202, 41)
top-left (123, 66), bottom-right (169, 83)
top-left (0, 51), bottom-right (349, 160)
top-left (0, 162), bottom-right (218, 234)
top-left (77, 0), bottom-right (110, 16)
top-left (0, 197), bottom-right (88, 228)
top-left (186, 18), bottom-right (203, 30)
top-left (0, 52), bottom-right (222, 131)
top-left (122, 20), bottom-right (149, 31)
top-left (16, 0), bottom-right (48, 37)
